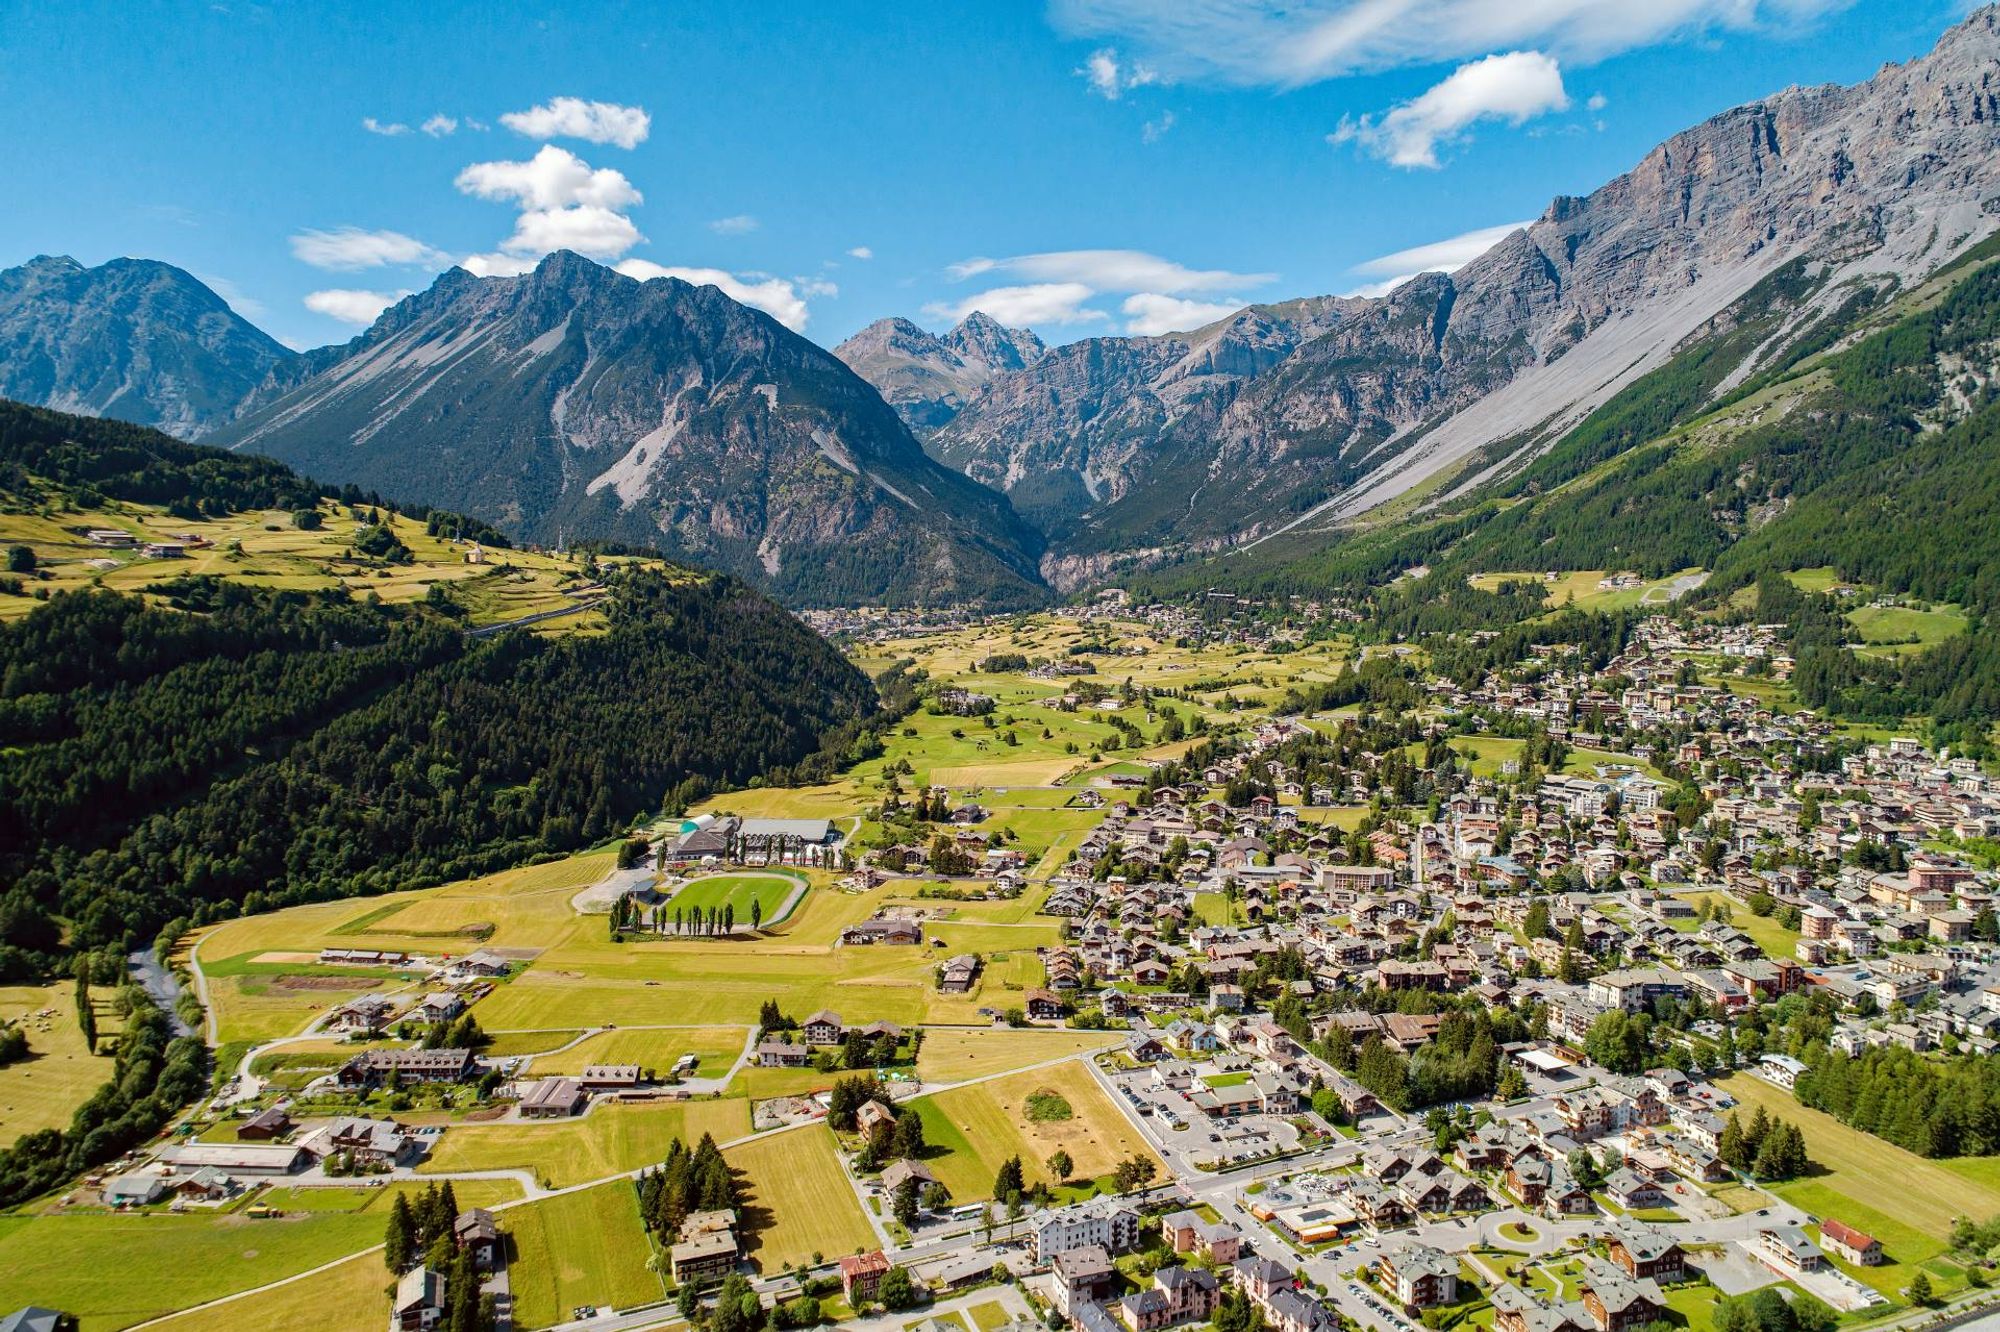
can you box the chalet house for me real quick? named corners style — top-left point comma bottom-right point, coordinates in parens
top-left (1756, 1225), bottom-right (1825, 1274)
top-left (1026, 988), bottom-right (1067, 1020)
top-left (335, 1048), bottom-right (476, 1090)
top-left (1578, 1261), bottom-right (1666, 1332)
top-left (802, 1011), bottom-right (844, 1045)
top-left (671, 1210), bottom-right (741, 1286)
top-left (1120, 1267), bottom-right (1219, 1331)
top-left (1818, 1219), bottom-right (1883, 1266)
top-left (1048, 1245), bottom-right (1119, 1317)
top-left (394, 1268), bottom-right (445, 1332)
top-left (756, 1040), bottom-right (809, 1067)
top-left (454, 1209), bottom-right (501, 1269)
top-left (1606, 1223), bottom-right (1685, 1282)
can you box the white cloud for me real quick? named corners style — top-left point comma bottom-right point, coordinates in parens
top-left (1122, 292), bottom-right (1244, 335)
top-left (500, 205), bottom-right (644, 260)
top-left (1587, 92), bottom-right (1608, 111)
top-left (1078, 46), bottom-right (1160, 99)
top-left (290, 226), bottom-right (449, 271)
top-left (1049, 0), bottom-right (1851, 88)
top-left (923, 283), bottom-right (1107, 328)
top-left (709, 214), bottom-right (759, 235)
top-left (500, 96), bottom-right (651, 149)
top-left (1342, 219), bottom-right (1530, 296)
top-left (304, 288), bottom-right (410, 326)
top-left (846, 246), bottom-right (874, 260)
top-left (421, 114), bottom-right (459, 137)
top-left (615, 260), bottom-right (814, 332)
top-left (946, 249), bottom-right (1271, 294)
top-left (459, 253), bottom-right (539, 278)
top-left (455, 145), bottom-right (642, 211)
top-left (1142, 110), bottom-right (1176, 143)
top-left (361, 117), bottom-right (409, 136)
top-left (1330, 50), bottom-right (1568, 168)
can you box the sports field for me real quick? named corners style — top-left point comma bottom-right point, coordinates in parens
top-left (725, 1125), bottom-right (877, 1271)
top-left (670, 873), bottom-right (802, 925)
top-left (506, 1182), bottom-right (664, 1328)
top-left (0, 982), bottom-right (121, 1148)
top-left (419, 1098), bottom-right (750, 1188)
top-left (912, 1060), bottom-right (1160, 1202)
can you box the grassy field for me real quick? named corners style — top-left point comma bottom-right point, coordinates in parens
top-left (671, 874), bottom-right (803, 925)
top-left (1671, 896), bottom-right (1802, 959)
top-left (506, 1182), bottom-right (664, 1328)
top-left (914, 1029), bottom-right (1122, 1082)
top-left (0, 982), bottom-right (121, 1148)
top-left (1717, 1074), bottom-right (2000, 1245)
top-left (0, 495), bottom-right (646, 628)
top-left (528, 1026), bottom-right (748, 1078)
top-left (142, 1252), bottom-right (393, 1332)
top-left (1846, 603), bottom-right (1968, 657)
top-left (725, 1126), bottom-right (877, 1271)
top-left (0, 1207), bottom-right (395, 1331)
top-left (420, 1099), bottom-right (751, 1187)
top-left (912, 1061), bottom-right (1160, 1202)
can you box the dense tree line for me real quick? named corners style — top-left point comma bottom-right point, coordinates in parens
top-left (1795, 1043), bottom-right (2000, 1158)
top-left (0, 566), bottom-right (878, 976)
top-left (0, 987), bottom-right (205, 1206)
top-left (637, 1134), bottom-right (740, 1246)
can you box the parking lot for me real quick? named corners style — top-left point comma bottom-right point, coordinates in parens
top-left (1106, 1067), bottom-right (1304, 1169)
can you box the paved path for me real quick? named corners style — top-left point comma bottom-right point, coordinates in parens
top-left (466, 598), bottom-right (605, 638)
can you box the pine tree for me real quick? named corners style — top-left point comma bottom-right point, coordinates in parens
top-left (385, 1192), bottom-right (416, 1271)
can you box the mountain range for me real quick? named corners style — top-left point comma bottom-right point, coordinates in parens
top-left (5, 7), bottom-right (2000, 607)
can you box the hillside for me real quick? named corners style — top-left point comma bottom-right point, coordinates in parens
top-left (0, 401), bottom-right (881, 976)
top-left (209, 252), bottom-right (1049, 609)
top-left (0, 255), bottom-right (294, 439)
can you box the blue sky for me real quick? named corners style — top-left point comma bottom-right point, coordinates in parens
top-left (0, 0), bottom-right (1979, 350)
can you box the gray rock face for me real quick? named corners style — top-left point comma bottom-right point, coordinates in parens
top-left (0, 255), bottom-right (294, 438)
top-left (928, 6), bottom-right (2000, 575)
top-left (212, 252), bottom-right (1046, 608)
top-left (833, 312), bottom-right (1045, 434)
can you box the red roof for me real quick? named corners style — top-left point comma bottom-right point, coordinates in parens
top-left (840, 1250), bottom-right (890, 1277)
top-left (1820, 1219), bottom-right (1878, 1250)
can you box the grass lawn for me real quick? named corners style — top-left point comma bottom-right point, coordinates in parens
top-left (1203, 1072), bottom-right (1251, 1088)
top-left (671, 874), bottom-right (803, 926)
top-left (1671, 896), bottom-right (1801, 959)
top-left (913, 1029), bottom-right (1122, 1082)
top-left (419, 1099), bottom-right (750, 1188)
top-left (506, 1182), bottom-right (664, 1328)
top-left (913, 1061), bottom-right (1161, 1203)
top-left (0, 982), bottom-right (121, 1149)
top-left (1718, 1073), bottom-right (2000, 1244)
top-left (142, 1252), bottom-right (393, 1332)
top-left (725, 1126), bottom-right (877, 1271)
top-left (1191, 893), bottom-right (1241, 927)
top-left (967, 1301), bottom-right (1012, 1332)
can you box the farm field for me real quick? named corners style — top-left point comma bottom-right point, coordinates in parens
top-left (0, 1206), bottom-right (395, 1331)
top-left (506, 1182), bottom-right (664, 1329)
top-left (1716, 1074), bottom-right (2000, 1245)
top-left (527, 1026), bottom-right (749, 1078)
top-left (912, 1060), bottom-right (1160, 1202)
top-left (0, 495), bottom-right (642, 628)
top-left (725, 1125), bottom-right (877, 1271)
top-left (419, 1098), bottom-right (751, 1188)
top-left (0, 982), bottom-right (121, 1148)
top-left (914, 1029), bottom-right (1122, 1081)
top-left (142, 1252), bottom-right (392, 1332)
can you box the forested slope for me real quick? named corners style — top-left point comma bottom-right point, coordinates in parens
top-left (0, 403), bottom-right (880, 978)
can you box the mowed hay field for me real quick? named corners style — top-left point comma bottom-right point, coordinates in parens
top-left (0, 982), bottom-right (120, 1148)
top-left (144, 1252), bottom-right (392, 1332)
top-left (913, 1060), bottom-right (1158, 1202)
top-left (1718, 1074), bottom-right (2000, 1244)
top-left (671, 874), bottom-right (801, 923)
top-left (506, 1182), bottom-right (663, 1329)
top-left (420, 1098), bottom-right (750, 1188)
top-left (0, 1207), bottom-right (393, 1332)
top-left (915, 1029), bottom-right (1123, 1081)
top-left (528, 1026), bottom-right (748, 1078)
top-left (726, 1126), bottom-right (876, 1271)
